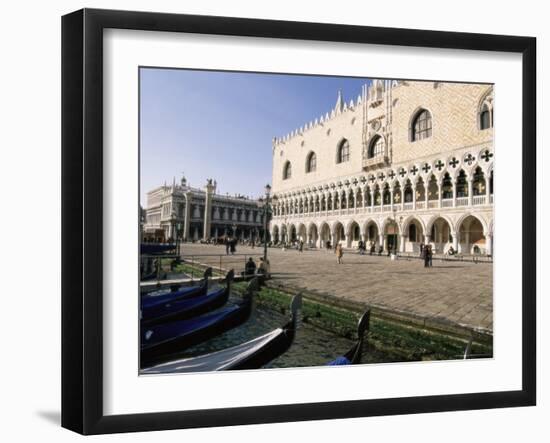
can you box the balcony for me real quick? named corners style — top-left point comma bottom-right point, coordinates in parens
top-left (362, 151), bottom-right (389, 169)
top-left (272, 193), bottom-right (493, 221)
top-left (473, 195), bottom-right (487, 206)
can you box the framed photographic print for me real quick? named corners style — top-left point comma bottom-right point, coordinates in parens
top-left (61, 8), bottom-right (536, 435)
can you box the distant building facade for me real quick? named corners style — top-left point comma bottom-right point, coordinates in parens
top-left (143, 176), bottom-right (265, 242)
top-left (270, 80), bottom-right (494, 255)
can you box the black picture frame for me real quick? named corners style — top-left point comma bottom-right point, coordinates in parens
top-left (61, 8), bottom-right (536, 435)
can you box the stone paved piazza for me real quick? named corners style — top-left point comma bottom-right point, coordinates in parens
top-left (179, 242), bottom-right (493, 333)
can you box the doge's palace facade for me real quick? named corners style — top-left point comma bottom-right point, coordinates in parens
top-left (270, 80), bottom-right (494, 255)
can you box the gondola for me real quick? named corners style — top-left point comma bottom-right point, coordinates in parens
top-left (141, 294), bottom-right (302, 374)
top-left (326, 309), bottom-right (371, 366)
top-left (140, 243), bottom-right (176, 255)
top-left (141, 270), bottom-right (234, 327)
top-left (141, 267), bottom-right (213, 309)
top-left (140, 278), bottom-right (259, 368)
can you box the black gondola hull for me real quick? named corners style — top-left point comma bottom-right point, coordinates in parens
top-left (140, 299), bottom-right (253, 368)
top-left (141, 286), bottom-right (230, 327)
top-left (229, 328), bottom-right (294, 370)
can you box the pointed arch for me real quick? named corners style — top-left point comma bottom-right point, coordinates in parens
top-left (425, 214), bottom-right (455, 235)
top-left (367, 134), bottom-right (385, 159)
top-left (381, 216), bottom-right (402, 235)
top-left (478, 87), bottom-right (494, 130)
top-left (305, 151), bottom-right (317, 173)
top-left (336, 138), bottom-right (350, 163)
top-left (282, 161), bottom-right (292, 180)
top-left (401, 215), bottom-right (427, 234)
top-left (409, 107), bottom-right (433, 141)
top-left (455, 212), bottom-right (488, 234)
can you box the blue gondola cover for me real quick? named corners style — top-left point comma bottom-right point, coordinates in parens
top-left (326, 356), bottom-right (351, 366)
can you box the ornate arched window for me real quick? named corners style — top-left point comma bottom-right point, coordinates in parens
top-left (306, 152), bottom-right (317, 173)
top-left (368, 135), bottom-right (385, 158)
top-left (337, 139), bottom-right (350, 163)
top-left (480, 104), bottom-right (491, 129)
top-left (283, 161), bottom-right (292, 180)
top-left (479, 89), bottom-right (494, 130)
top-left (411, 109), bottom-right (432, 141)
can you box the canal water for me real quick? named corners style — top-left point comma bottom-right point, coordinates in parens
top-left (142, 284), bottom-right (393, 371)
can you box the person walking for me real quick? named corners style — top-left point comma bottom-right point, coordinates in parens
top-left (335, 242), bottom-right (344, 264)
top-left (428, 245), bottom-right (433, 267)
top-left (230, 238), bottom-right (236, 255)
top-left (299, 239), bottom-right (304, 253)
top-left (422, 246), bottom-right (430, 268)
top-left (225, 237), bottom-right (230, 255)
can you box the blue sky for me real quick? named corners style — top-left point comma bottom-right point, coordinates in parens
top-left (140, 68), bottom-right (370, 205)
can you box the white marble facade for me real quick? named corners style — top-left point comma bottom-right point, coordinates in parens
top-left (270, 80), bottom-right (494, 255)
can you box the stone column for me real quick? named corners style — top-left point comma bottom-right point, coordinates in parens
top-left (203, 180), bottom-right (215, 240)
top-left (438, 182), bottom-right (443, 208)
top-left (390, 186), bottom-right (394, 211)
top-left (400, 234), bottom-right (406, 252)
top-left (412, 183), bottom-right (417, 210)
top-left (425, 184), bottom-right (429, 208)
top-left (485, 174), bottom-right (491, 204)
top-left (468, 178), bottom-right (473, 206)
top-left (370, 189), bottom-right (375, 211)
top-left (486, 232), bottom-right (493, 256)
top-left (453, 232), bottom-right (459, 252)
top-left (453, 180), bottom-right (456, 208)
top-left (378, 233), bottom-right (385, 249)
top-left (424, 234), bottom-right (431, 244)
top-left (183, 192), bottom-right (192, 241)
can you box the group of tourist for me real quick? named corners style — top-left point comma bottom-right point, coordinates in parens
top-left (224, 236), bottom-right (238, 255)
top-left (243, 256), bottom-right (271, 277)
top-left (419, 243), bottom-right (434, 268)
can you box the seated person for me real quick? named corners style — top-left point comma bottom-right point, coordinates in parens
top-left (244, 257), bottom-right (256, 276)
top-left (256, 257), bottom-right (271, 276)
top-left (447, 246), bottom-right (456, 256)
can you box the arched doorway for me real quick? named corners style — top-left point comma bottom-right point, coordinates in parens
top-left (308, 223), bottom-right (319, 248)
top-left (320, 222), bottom-right (331, 248)
top-left (458, 215), bottom-right (486, 255)
top-left (297, 223), bottom-right (307, 243)
top-left (428, 217), bottom-right (453, 254)
top-left (272, 225), bottom-right (280, 244)
top-left (403, 217), bottom-right (424, 253)
top-left (383, 219), bottom-right (400, 252)
top-left (333, 222), bottom-right (345, 246)
top-left (364, 221), bottom-right (379, 250)
top-left (346, 221), bottom-right (361, 248)
top-left (281, 225), bottom-right (288, 244)
top-left (288, 224), bottom-right (297, 244)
